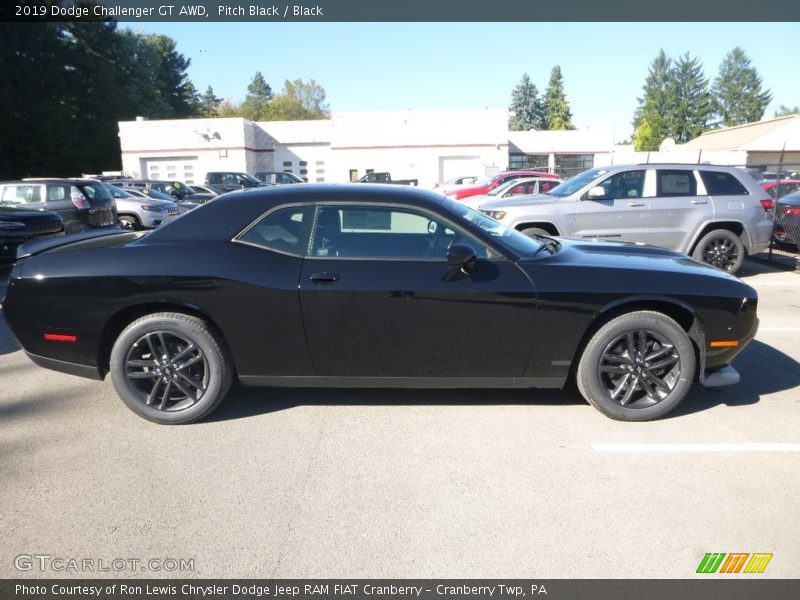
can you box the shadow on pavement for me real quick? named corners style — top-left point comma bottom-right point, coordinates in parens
top-left (669, 339), bottom-right (800, 418)
top-left (206, 385), bottom-right (584, 423)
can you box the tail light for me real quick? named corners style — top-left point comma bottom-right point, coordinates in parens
top-left (70, 187), bottom-right (90, 209)
top-left (759, 198), bottom-right (773, 211)
top-left (785, 207), bottom-right (800, 216)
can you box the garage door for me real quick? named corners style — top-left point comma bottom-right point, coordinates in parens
top-left (439, 156), bottom-right (483, 183)
top-left (142, 157), bottom-right (199, 184)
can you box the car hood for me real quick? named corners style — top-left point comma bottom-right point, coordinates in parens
top-left (479, 193), bottom-right (559, 211)
top-left (519, 237), bottom-right (753, 293)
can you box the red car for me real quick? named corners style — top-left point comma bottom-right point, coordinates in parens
top-left (759, 179), bottom-right (800, 210)
top-left (445, 170), bottom-right (559, 200)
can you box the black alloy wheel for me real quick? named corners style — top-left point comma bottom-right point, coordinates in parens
top-left (692, 229), bottom-right (744, 273)
top-left (577, 311), bottom-right (695, 421)
top-left (110, 312), bottom-right (232, 424)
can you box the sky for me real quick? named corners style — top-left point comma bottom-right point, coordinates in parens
top-left (131, 22), bottom-right (799, 140)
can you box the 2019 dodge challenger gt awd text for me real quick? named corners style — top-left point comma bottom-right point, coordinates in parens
top-left (1, 184), bottom-right (758, 424)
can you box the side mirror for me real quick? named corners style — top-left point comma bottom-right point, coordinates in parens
top-left (585, 186), bottom-right (606, 201)
top-left (446, 243), bottom-right (478, 273)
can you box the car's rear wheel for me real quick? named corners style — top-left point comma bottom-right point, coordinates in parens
top-left (576, 311), bottom-right (695, 421)
top-left (109, 312), bottom-right (232, 424)
top-left (119, 215), bottom-right (140, 230)
top-left (692, 229), bottom-right (745, 273)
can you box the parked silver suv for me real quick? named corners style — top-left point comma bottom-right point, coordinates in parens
top-left (478, 164), bottom-right (774, 273)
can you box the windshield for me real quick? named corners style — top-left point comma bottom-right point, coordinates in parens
top-left (547, 167), bottom-right (608, 197)
top-left (241, 173), bottom-right (262, 185)
top-left (445, 197), bottom-right (542, 256)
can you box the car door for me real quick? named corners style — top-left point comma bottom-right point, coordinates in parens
top-left (298, 203), bottom-right (538, 378)
top-left (573, 169), bottom-right (650, 244)
top-left (647, 168), bottom-right (711, 252)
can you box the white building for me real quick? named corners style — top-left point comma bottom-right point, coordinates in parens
top-left (118, 109), bottom-right (511, 188)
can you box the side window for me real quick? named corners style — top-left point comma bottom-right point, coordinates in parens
top-left (506, 183), bottom-right (526, 196)
top-left (539, 180), bottom-right (557, 193)
top-left (47, 185), bottom-right (68, 201)
top-left (656, 170), bottom-right (698, 197)
top-left (600, 171), bottom-right (645, 199)
top-left (236, 206), bottom-right (313, 256)
top-left (311, 205), bottom-right (488, 259)
top-left (699, 171), bottom-right (748, 196)
top-left (1, 185), bottom-right (43, 204)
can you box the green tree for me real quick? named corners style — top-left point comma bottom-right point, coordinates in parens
top-left (632, 50), bottom-right (675, 151)
top-left (713, 47), bottom-right (771, 127)
top-left (508, 73), bottom-right (545, 131)
top-left (199, 85), bottom-right (222, 116)
top-left (543, 66), bottom-right (574, 130)
top-left (240, 71), bottom-right (273, 121)
top-left (670, 53), bottom-right (713, 143)
top-left (268, 79), bottom-right (330, 120)
top-left (775, 105), bottom-right (799, 117)
top-left (142, 33), bottom-right (199, 117)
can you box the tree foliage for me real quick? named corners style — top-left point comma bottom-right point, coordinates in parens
top-left (774, 105), bottom-right (798, 117)
top-left (0, 4), bottom-right (200, 178)
top-left (240, 71), bottom-right (273, 121)
top-left (199, 86), bottom-right (223, 117)
top-left (670, 53), bottom-right (713, 143)
top-left (543, 66), bottom-right (574, 130)
top-left (632, 50), bottom-right (674, 151)
top-left (712, 47), bottom-right (771, 127)
top-left (269, 79), bottom-right (331, 120)
top-left (508, 73), bottom-right (545, 131)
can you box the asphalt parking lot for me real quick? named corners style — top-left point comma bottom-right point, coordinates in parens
top-left (1, 257), bottom-right (798, 579)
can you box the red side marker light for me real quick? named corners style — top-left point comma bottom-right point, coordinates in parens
top-left (44, 333), bottom-right (77, 342)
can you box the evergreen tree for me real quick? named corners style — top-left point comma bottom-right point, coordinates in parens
top-left (508, 73), bottom-right (545, 131)
top-left (199, 85), bottom-right (222, 117)
top-left (241, 71), bottom-right (273, 121)
top-left (543, 66), bottom-right (574, 130)
top-left (670, 53), bottom-right (713, 143)
top-left (713, 47), bottom-right (771, 127)
top-left (632, 50), bottom-right (675, 151)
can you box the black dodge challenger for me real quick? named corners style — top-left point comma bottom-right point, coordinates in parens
top-left (1, 184), bottom-right (758, 424)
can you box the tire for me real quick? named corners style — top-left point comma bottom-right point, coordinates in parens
top-left (109, 312), bottom-right (233, 424)
top-left (692, 229), bottom-right (745, 273)
top-left (576, 311), bottom-right (695, 421)
top-left (119, 215), bottom-right (140, 230)
top-left (520, 227), bottom-right (551, 238)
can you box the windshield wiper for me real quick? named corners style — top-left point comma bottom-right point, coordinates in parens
top-left (530, 235), bottom-right (561, 257)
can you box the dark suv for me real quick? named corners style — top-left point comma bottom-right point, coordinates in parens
top-left (0, 179), bottom-right (117, 233)
top-left (205, 171), bottom-right (264, 192)
top-left (0, 206), bottom-right (64, 265)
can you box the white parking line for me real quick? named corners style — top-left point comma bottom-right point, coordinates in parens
top-left (591, 443), bottom-right (800, 453)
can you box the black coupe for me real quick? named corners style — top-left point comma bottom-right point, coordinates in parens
top-left (1, 185), bottom-right (759, 424)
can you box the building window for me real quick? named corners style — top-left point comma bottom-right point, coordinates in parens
top-left (316, 161), bottom-right (325, 166)
top-left (282, 161), bottom-right (292, 167)
top-left (509, 153), bottom-right (549, 171)
top-left (316, 177), bottom-right (325, 182)
top-left (299, 161), bottom-right (308, 167)
top-left (555, 154), bottom-right (593, 179)
top-left (300, 169), bottom-right (308, 175)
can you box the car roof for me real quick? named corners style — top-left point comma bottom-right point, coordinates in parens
top-left (143, 184), bottom-right (448, 244)
top-left (8, 178), bottom-right (100, 184)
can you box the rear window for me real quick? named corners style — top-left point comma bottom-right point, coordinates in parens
top-left (699, 171), bottom-right (748, 196)
top-left (236, 206), bottom-right (313, 256)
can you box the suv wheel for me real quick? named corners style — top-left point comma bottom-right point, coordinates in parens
top-left (576, 311), bottom-right (695, 421)
top-left (692, 229), bottom-right (744, 273)
top-left (119, 215), bottom-right (140, 230)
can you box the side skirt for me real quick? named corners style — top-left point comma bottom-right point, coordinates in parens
top-left (238, 375), bottom-right (566, 389)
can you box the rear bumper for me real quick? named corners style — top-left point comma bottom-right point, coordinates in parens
top-left (25, 351), bottom-right (104, 381)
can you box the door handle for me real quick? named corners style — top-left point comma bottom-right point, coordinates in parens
top-left (691, 200), bottom-right (709, 204)
top-left (628, 202), bottom-right (645, 207)
top-left (310, 272), bottom-right (340, 284)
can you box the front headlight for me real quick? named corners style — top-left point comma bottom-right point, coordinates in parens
top-left (0, 221), bottom-right (26, 230)
top-left (141, 205), bottom-right (167, 213)
top-left (481, 210), bottom-right (507, 221)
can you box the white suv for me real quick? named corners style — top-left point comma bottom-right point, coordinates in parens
top-left (478, 164), bottom-right (774, 273)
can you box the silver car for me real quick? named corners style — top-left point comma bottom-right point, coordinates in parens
top-left (478, 164), bottom-right (774, 273)
top-left (103, 184), bottom-right (181, 230)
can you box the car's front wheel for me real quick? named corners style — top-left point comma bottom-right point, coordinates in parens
top-left (118, 215), bottom-right (140, 230)
top-left (576, 311), bottom-right (695, 421)
top-left (692, 229), bottom-right (745, 273)
top-left (109, 312), bottom-right (233, 424)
